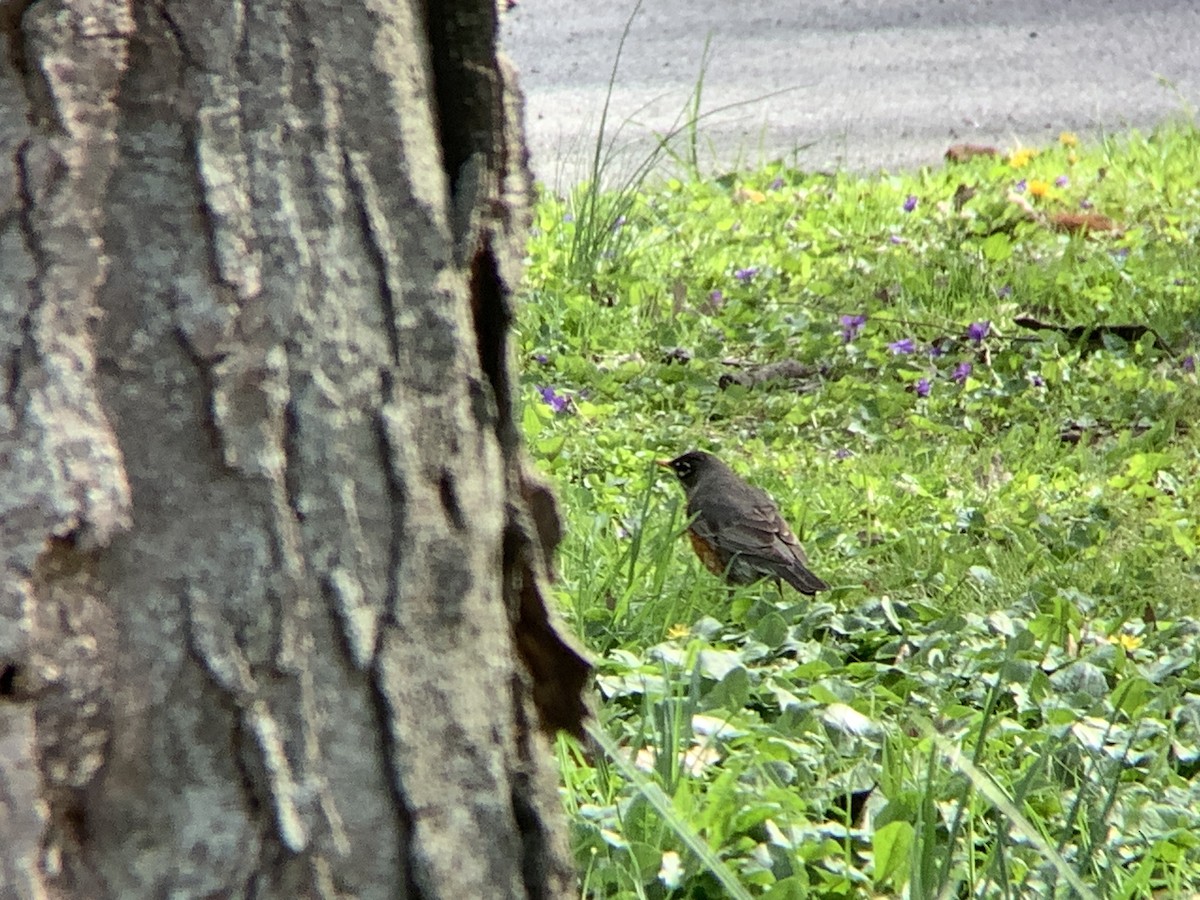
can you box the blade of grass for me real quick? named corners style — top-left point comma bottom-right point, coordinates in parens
top-left (585, 719), bottom-right (755, 900)
top-left (931, 730), bottom-right (1102, 900)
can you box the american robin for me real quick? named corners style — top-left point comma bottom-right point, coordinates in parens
top-left (658, 450), bottom-right (829, 595)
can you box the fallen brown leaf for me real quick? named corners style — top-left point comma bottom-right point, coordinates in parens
top-left (945, 143), bottom-right (999, 163)
top-left (1048, 211), bottom-right (1120, 234)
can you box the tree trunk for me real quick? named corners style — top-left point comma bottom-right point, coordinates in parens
top-left (0, 1), bottom-right (587, 897)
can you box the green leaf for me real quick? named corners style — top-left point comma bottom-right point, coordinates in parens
top-left (873, 820), bottom-right (915, 886)
top-left (760, 876), bottom-right (808, 899)
top-left (704, 666), bottom-right (751, 711)
top-left (980, 232), bottom-right (1013, 262)
top-left (752, 612), bottom-right (789, 647)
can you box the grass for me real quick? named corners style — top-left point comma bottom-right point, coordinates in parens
top-left (516, 122), bottom-right (1200, 898)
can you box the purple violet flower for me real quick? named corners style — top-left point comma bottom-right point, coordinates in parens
top-left (1184, 355), bottom-right (1196, 374)
top-left (1014, 180), bottom-right (1027, 193)
top-left (840, 314), bottom-right (867, 343)
top-left (538, 386), bottom-right (569, 414)
top-left (708, 289), bottom-right (725, 308)
top-left (834, 448), bottom-right (853, 460)
top-left (1028, 372), bottom-right (1045, 387)
top-left (534, 353), bottom-right (549, 365)
top-left (1055, 175), bottom-right (1070, 187)
top-left (966, 321), bottom-right (990, 344)
top-left (903, 194), bottom-right (918, 213)
top-left (914, 378), bottom-right (931, 397)
top-left (952, 362), bottom-right (973, 384)
top-left (888, 338), bottom-right (916, 355)
top-left (734, 267), bottom-right (760, 283)
top-left (769, 176), bottom-right (786, 190)
top-left (562, 212), bottom-right (574, 223)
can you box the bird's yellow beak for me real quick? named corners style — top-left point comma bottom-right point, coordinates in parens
top-left (655, 459), bottom-right (673, 469)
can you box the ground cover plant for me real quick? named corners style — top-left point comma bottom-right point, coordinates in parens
top-left (517, 123), bottom-right (1200, 899)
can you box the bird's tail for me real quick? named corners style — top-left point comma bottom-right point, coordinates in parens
top-left (779, 564), bottom-right (829, 595)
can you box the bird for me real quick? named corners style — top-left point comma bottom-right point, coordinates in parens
top-left (658, 450), bottom-right (829, 595)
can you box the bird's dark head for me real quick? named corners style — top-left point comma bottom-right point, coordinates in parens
top-left (657, 450), bottom-right (718, 489)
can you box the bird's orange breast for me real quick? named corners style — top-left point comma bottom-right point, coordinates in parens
top-left (688, 529), bottom-right (727, 577)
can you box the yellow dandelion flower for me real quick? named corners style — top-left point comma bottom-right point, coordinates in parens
top-left (666, 623), bottom-right (691, 640)
top-left (734, 187), bottom-right (766, 204)
top-left (1059, 131), bottom-right (1078, 147)
top-left (1108, 632), bottom-right (1143, 651)
top-left (1027, 179), bottom-right (1052, 198)
top-left (1008, 147), bottom-right (1038, 169)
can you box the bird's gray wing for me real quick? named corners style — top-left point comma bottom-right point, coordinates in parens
top-left (714, 499), bottom-right (828, 593)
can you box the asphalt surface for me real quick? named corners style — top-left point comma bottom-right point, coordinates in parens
top-left (501, 1), bottom-right (1200, 186)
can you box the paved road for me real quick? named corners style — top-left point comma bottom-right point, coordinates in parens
top-left (501, 0), bottom-right (1200, 186)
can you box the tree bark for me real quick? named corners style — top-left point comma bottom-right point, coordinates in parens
top-left (0, 1), bottom-right (587, 897)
